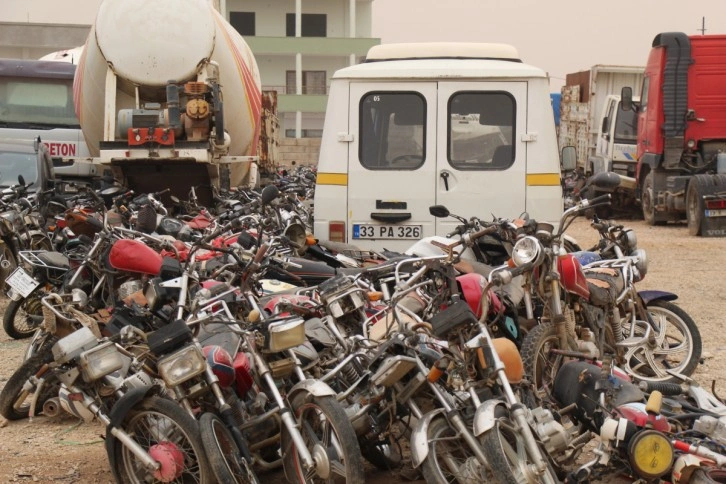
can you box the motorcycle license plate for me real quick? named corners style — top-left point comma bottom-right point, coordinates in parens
top-left (353, 224), bottom-right (422, 240)
top-left (5, 267), bottom-right (39, 298)
top-left (705, 209), bottom-right (726, 217)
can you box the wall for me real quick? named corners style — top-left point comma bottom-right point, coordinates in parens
top-left (278, 137), bottom-right (322, 167)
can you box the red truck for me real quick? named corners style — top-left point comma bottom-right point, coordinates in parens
top-left (626, 32), bottom-right (726, 236)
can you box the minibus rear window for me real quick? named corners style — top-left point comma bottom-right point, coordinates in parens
top-left (359, 92), bottom-right (425, 170)
top-left (448, 92), bottom-right (515, 170)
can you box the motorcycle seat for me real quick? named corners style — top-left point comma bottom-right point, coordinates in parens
top-left (584, 266), bottom-right (625, 306)
top-left (35, 250), bottom-right (70, 270)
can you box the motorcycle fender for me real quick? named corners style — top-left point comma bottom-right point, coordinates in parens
top-left (473, 399), bottom-right (507, 437)
top-left (638, 290), bottom-right (677, 305)
top-left (6, 287), bottom-right (22, 301)
top-left (20, 229), bottom-right (47, 242)
top-left (287, 379), bottom-right (336, 404)
top-left (562, 234), bottom-right (581, 252)
top-left (105, 385), bottom-right (162, 483)
top-left (410, 408), bottom-right (446, 468)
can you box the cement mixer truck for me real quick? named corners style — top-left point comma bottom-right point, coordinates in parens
top-left (74, 0), bottom-right (265, 204)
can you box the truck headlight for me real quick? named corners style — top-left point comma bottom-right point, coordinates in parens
top-left (79, 341), bottom-right (124, 382)
top-left (512, 236), bottom-right (542, 266)
top-left (267, 317), bottom-right (306, 352)
top-left (157, 345), bottom-right (206, 386)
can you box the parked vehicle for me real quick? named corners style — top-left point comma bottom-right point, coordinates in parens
top-left (314, 42), bottom-right (564, 252)
top-left (623, 32), bottom-right (726, 235)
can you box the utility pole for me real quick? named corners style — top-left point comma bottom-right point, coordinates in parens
top-left (698, 16), bottom-right (707, 35)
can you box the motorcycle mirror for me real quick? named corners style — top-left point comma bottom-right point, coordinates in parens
top-left (100, 186), bottom-right (122, 196)
top-left (237, 231), bottom-right (256, 250)
top-left (170, 195), bottom-right (181, 204)
top-left (17, 174), bottom-right (25, 186)
top-left (587, 171), bottom-right (621, 192)
top-left (429, 205), bottom-right (450, 218)
top-left (260, 184), bottom-right (280, 205)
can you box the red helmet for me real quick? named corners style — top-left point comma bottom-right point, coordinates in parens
top-left (202, 345), bottom-right (235, 388)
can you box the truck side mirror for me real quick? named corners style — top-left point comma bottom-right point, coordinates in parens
top-left (601, 116), bottom-right (610, 135)
top-left (621, 86), bottom-right (633, 112)
top-left (561, 146), bottom-right (577, 171)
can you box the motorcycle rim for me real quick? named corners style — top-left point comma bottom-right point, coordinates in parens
top-left (199, 412), bottom-right (259, 484)
top-left (3, 293), bottom-right (45, 339)
top-left (420, 415), bottom-right (487, 484)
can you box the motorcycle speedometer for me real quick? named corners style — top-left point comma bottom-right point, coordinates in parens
top-left (628, 429), bottom-right (674, 480)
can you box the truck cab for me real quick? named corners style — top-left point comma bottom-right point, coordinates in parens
top-left (591, 94), bottom-right (640, 178)
top-left (313, 43), bottom-right (563, 251)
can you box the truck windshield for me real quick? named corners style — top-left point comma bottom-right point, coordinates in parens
top-left (0, 151), bottom-right (38, 187)
top-left (0, 76), bottom-right (79, 129)
top-left (614, 104), bottom-right (638, 143)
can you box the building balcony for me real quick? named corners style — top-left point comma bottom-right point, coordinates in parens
top-left (245, 36), bottom-right (379, 57)
top-left (263, 86), bottom-right (329, 113)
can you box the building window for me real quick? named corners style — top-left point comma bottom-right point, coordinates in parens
top-left (447, 92), bottom-right (515, 170)
top-left (285, 129), bottom-right (323, 138)
top-left (286, 13), bottom-right (327, 37)
top-left (359, 92), bottom-right (426, 171)
top-left (230, 12), bottom-right (255, 36)
top-left (286, 71), bottom-right (327, 95)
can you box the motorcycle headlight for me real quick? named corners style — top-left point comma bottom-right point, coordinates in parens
top-left (267, 317), bottom-right (306, 352)
top-left (619, 228), bottom-right (638, 253)
top-left (632, 248), bottom-right (648, 281)
top-left (512, 236), bottom-right (542, 266)
top-left (79, 341), bottom-right (125, 382)
top-left (628, 430), bottom-right (673, 480)
top-left (157, 345), bottom-right (206, 386)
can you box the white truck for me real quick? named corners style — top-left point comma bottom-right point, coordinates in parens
top-left (313, 42), bottom-right (564, 252)
top-left (558, 65), bottom-right (644, 182)
top-left (73, 0), bottom-right (265, 204)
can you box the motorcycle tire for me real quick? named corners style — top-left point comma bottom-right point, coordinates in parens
top-left (622, 299), bottom-right (703, 382)
top-left (200, 412), bottom-right (260, 484)
top-left (109, 396), bottom-right (213, 484)
top-left (480, 406), bottom-right (560, 484)
top-left (360, 439), bottom-right (403, 471)
top-left (0, 341), bottom-right (57, 420)
top-left (421, 415), bottom-right (487, 484)
top-left (0, 242), bottom-right (17, 289)
top-left (3, 293), bottom-right (45, 340)
top-left (281, 393), bottom-right (365, 484)
top-left (520, 321), bottom-right (576, 405)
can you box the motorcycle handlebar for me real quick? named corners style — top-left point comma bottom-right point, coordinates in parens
top-left (586, 194), bottom-right (611, 207)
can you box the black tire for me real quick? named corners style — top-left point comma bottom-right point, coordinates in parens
top-left (520, 322), bottom-right (570, 404)
top-left (420, 416), bottom-right (487, 484)
top-left (3, 293), bottom-right (45, 340)
top-left (480, 406), bottom-right (559, 484)
top-left (641, 172), bottom-right (666, 226)
top-left (687, 176), bottom-right (707, 236)
top-left (621, 300), bottom-right (702, 382)
top-left (200, 412), bottom-right (259, 484)
top-left (281, 394), bottom-right (365, 484)
top-left (110, 396), bottom-right (213, 484)
top-left (0, 242), bottom-right (17, 289)
top-left (360, 439), bottom-right (403, 471)
top-left (0, 346), bottom-right (56, 420)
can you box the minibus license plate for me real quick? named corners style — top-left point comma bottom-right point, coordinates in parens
top-left (5, 267), bottom-right (40, 298)
top-left (705, 209), bottom-right (726, 217)
top-left (353, 224), bottom-right (422, 240)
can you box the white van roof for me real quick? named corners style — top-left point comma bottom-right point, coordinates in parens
top-left (333, 42), bottom-right (546, 80)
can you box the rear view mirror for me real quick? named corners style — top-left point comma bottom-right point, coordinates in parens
top-left (561, 146), bottom-right (577, 171)
top-left (261, 184), bottom-right (280, 205)
top-left (429, 205), bottom-right (450, 218)
top-left (621, 86), bottom-right (633, 112)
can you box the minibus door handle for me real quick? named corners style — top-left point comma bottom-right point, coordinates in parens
top-left (440, 171), bottom-right (450, 191)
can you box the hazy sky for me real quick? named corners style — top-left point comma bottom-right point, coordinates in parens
top-left (370, 0), bottom-right (726, 90)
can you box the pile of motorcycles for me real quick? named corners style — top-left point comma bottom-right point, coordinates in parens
top-left (1, 170), bottom-right (724, 484)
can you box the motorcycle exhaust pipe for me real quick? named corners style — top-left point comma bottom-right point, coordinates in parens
top-left (42, 397), bottom-right (61, 417)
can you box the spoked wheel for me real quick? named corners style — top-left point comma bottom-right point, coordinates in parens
top-left (110, 396), bottom-right (213, 484)
top-left (281, 394), bottom-right (365, 484)
top-left (520, 322), bottom-right (570, 404)
top-left (621, 300), bottom-right (702, 382)
top-left (0, 242), bottom-right (17, 288)
top-left (3, 292), bottom-right (46, 339)
top-left (480, 406), bottom-right (559, 484)
top-left (199, 412), bottom-right (259, 484)
top-left (420, 416), bottom-right (488, 484)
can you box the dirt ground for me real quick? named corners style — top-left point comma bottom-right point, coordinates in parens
top-left (1, 217), bottom-right (724, 483)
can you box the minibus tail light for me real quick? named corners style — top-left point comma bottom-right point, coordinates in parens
top-left (329, 221), bottom-right (346, 242)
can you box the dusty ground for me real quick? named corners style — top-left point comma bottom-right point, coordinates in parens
top-left (0, 217), bottom-right (724, 483)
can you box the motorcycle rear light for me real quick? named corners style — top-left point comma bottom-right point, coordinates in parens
top-left (79, 341), bottom-right (125, 382)
top-left (329, 221), bottom-right (346, 243)
top-left (705, 199), bottom-right (726, 210)
top-left (158, 345), bottom-right (206, 386)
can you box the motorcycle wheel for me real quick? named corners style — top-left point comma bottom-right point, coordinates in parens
top-left (3, 292), bottom-right (45, 339)
top-left (480, 406), bottom-right (559, 484)
top-left (199, 412), bottom-right (260, 484)
top-left (0, 242), bottom-right (17, 288)
top-left (281, 394), bottom-right (365, 484)
top-left (0, 343), bottom-right (57, 420)
top-left (621, 300), bottom-right (702, 382)
top-left (110, 396), bottom-right (213, 484)
top-left (421, 416), bottom-right (488, 484)
top-left (520, 322), bottom-right (574, 404)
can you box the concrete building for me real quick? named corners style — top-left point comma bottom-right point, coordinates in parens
top-left (0, 0), bottom-right (380, 166)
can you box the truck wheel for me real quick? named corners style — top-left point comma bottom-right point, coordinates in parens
top-left (686, 176), bottom-right (707, 235)
top-left (641, 172), bottom-right (664, 226)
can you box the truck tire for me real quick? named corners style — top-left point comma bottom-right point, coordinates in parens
top-left (686, 175), bottom-right (709, 235)
top-left (641, 172), bottom-right (666, 226)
